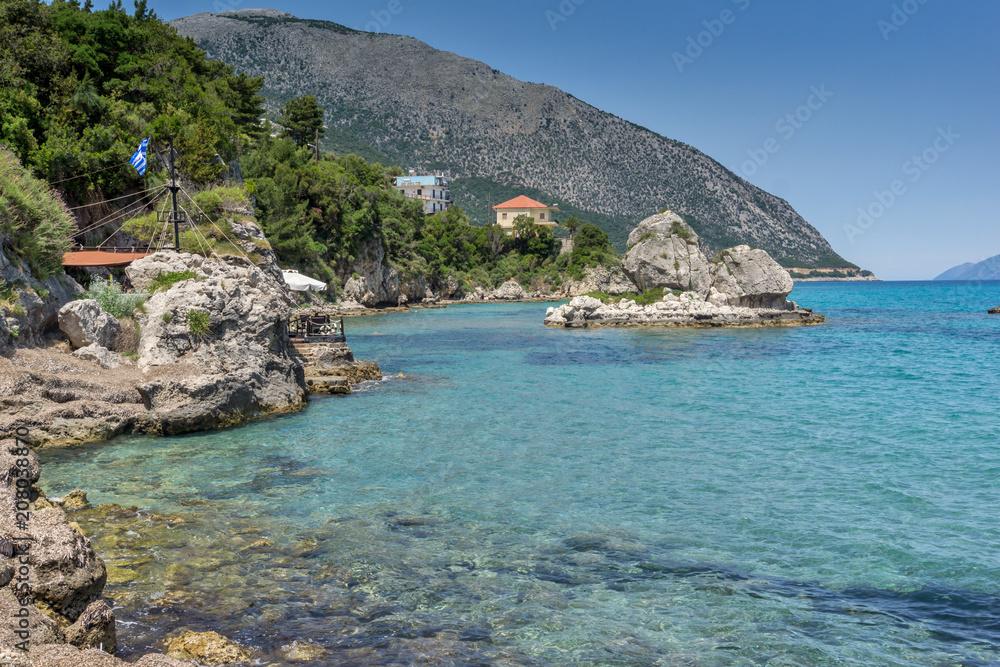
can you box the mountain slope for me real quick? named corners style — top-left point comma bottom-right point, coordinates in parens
top-left (171, 9), bottom-right (853, 267)
top-left (934, 255), bottom-right (1000, 281)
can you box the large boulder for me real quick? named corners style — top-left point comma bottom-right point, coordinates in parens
top-left (491, 280), bottom-right (528, 301)
top-left (710, 245), bottom-right (794, 308)
top-left (622, 212), bottom-right (712, 295)
top-left (989, 306), bottom-right (999, 314)
top-left (58, 301), bottom-right (121, 350)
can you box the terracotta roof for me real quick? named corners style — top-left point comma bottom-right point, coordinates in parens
top-left (62, 251), bottom-right (151, 268)
top-left (493, 195), bottom-right (550, 210)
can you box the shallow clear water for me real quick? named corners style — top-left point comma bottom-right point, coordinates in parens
top-left (41, 281), bottom-right (1000, 666)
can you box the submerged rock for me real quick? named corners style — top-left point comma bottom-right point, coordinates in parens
top-left (164, 631), bottom-right (252, 665)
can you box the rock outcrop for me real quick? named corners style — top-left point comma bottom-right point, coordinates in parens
top-left (710, 246), bottom-right (794, 309)
top-left (127, 252), bottom-right (307, 435)
top-left (989, 306), bottom-right (999, 314)
top-left (57, 301), bottom-right (121, 350)
top-left (547, 211), bottom-right (822, 328)
top-left (1, 250), bottom-right (313, 446)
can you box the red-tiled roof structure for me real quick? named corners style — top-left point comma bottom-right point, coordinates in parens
top-left (492, 195), bottom-right (551, 210)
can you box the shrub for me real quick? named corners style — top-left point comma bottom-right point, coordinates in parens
top-left (0, 147), bottom-right (75, 279)
top-left (186, 309), bottom-right (211, 337)
top-left (80, 278), bottom-right (148, 319)
top-left (162, 312), bottom-right (173, 323)
top-left (149, 271), bottom-right (199, 293)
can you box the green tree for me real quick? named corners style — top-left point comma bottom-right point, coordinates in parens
top-left (278, 95), bottom-right (325, 148)
top-left (561, 215), bottom-right (582, 239)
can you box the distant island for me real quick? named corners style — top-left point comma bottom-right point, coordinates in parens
top-left (934, 254), bottom-right (1000, 281)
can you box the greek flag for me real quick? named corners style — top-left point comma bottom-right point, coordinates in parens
top-left (129, 138), bottom-right (149, 176)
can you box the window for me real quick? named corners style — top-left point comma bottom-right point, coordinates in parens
top-left (417, 189), bottom-right (422, 196)
top-left (502, 213), bottom-right (508, 220)
top-left (540, 213), bottom-right (546, 220)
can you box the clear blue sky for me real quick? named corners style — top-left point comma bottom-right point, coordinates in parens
top-left (155, 0), bottom-right (999, 279)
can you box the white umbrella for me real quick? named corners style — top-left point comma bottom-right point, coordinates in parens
top-left (282, 270), bottom-right (328, 292)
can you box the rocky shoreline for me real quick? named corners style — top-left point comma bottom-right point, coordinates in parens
top-left (545, 294), bottom-right (824, 328)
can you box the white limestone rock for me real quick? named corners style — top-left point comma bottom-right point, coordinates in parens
top-left (492, 280), bottom-right (528, 301)
top-left (72, 343), bottom-right (122, 369)
top-left (621, 213), bottom-right (712, 296)
top-left (58, 300), bottom-right (122, 350)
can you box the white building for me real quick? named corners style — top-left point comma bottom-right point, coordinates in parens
top-left (393, 170), bottom-right (452, 214)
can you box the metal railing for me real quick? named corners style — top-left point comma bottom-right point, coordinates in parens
top-left (289, 314), bottom-right (346, 343)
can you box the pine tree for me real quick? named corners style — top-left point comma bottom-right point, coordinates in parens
top-left (277, 95), bottom-right (325, 148)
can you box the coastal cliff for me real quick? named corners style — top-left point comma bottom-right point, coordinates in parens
top-left (545, 212), bottom-right (824, 328)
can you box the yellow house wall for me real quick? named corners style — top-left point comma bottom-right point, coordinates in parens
top-left (496, 208), bottom-right (558, 232)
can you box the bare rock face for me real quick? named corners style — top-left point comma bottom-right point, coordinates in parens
top-left (1, 243), bottom-right (82, 348)
top-left (561, 266), bottom-right (637, 297)
top-left (164, 631), bottom-right (252, 665)
top-left (127, 252), bottom-right (307, 432)
top-left (491, 280), bottom-right (528, 301)
top-left (57, 301), bottom-right (121, 350)
top-left (341, 238), bottom-right (430, 307)
top-left (711, 245), bottom-right (794, 309)
top-left (622, 213), bottom-right (711, 296)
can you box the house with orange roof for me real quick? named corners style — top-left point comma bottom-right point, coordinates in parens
top-left (492, 195), bottom-right (560, 234)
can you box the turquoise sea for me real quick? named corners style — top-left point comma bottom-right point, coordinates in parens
top-left (41, 281), bottom-right (1000, 666)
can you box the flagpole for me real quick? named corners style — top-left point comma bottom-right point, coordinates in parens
top-left (167, 136), bottom-right (180, 252)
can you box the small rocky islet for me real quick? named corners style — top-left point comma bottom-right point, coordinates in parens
top-left (545, 212), bottom-right (825, 328)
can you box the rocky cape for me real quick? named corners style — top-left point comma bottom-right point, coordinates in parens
top-left (545, 213), bottom-right (825, 328)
